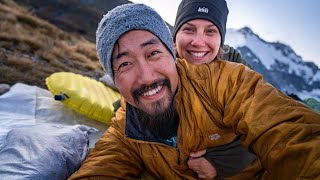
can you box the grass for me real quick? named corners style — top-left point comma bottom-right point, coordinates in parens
top-left (0, 0), bottom-right (104, 89)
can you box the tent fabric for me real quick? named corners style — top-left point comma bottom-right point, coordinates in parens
top-left (0, 83), bottom-right (108, 180)
top-left (0, 124), bottom-right (95, 180)
top-left (0, 83), bottom-right (108, 148)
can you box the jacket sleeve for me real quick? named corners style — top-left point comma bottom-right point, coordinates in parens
top-left (68, 115), bottom-right (144, 179)
top-left (219, 63), bottom-right (320, 179)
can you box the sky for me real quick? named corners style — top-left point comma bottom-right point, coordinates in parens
top-left (130, 0), bottom-right (320, 67)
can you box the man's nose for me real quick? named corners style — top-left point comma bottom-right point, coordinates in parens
top-left (136, 60), bottom-right (157, 85)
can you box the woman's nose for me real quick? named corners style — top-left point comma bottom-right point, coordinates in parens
top-left (190, 33), bottom-right (206, 47)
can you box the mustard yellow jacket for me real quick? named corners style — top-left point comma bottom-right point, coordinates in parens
top-left (69, 59), bottom-right (320, 179)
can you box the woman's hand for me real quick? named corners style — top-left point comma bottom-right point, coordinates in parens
top-left (187, 149), bottom-right (217, 179)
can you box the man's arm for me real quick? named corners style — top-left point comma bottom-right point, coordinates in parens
top-left (68, 120), bottom-right (144, 179)
top-left (219, 62), bottom-right (320, 179)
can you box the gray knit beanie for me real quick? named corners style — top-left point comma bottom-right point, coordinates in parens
top-left (173, 0), bottom-right (229, 46)
top-left (96, 3), bottom-right (176, 81)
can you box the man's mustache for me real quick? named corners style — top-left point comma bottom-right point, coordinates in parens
top-left (132, 79), bottom-right (171, 103)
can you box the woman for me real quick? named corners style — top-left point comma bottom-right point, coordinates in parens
top-left (173, 0), bottom-right (251, 66)
top-left (173, 0), bottom-right (256, 179)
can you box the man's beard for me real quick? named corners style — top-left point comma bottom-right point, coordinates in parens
top-left (136, 101), bottom-right (179, 139)
top-left (132, 79), bottom-right (179, 139)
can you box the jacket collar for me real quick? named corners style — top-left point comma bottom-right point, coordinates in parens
top-left (125, 103), bottom-right (158, 142)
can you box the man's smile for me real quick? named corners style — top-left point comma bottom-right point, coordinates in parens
top-left (142, 85), bottom-right (163, 97)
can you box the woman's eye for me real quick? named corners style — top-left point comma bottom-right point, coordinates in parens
top-left (183, 27), bottom-right (194, 33)
top-left (206, 28), bottom-right (218, 34)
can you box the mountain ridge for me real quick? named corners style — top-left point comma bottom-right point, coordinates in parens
top-left (226, 27), bottom-right (320, 101)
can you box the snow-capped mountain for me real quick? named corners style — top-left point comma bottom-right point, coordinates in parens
top-left (225, 27), bottom-right (320, 101)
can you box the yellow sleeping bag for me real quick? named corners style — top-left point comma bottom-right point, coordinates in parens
top-left (46, 72), bottom-right (121, 125)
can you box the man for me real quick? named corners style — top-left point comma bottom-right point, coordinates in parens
top-left (69, 3), bottom-right (320, 179)
top-left (99, 0), bottom-right (254, 178)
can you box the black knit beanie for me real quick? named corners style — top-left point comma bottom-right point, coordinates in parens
top-left (173, 0), bottom-right (229, 46)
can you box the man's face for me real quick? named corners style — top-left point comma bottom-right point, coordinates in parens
top-left (112, 30), bottom-right (178, 116)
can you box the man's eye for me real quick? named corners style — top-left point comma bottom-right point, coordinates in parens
top-left (149, 50), bottom-right (160, 57)
top-left (118, 62), bottom-right (131, 70)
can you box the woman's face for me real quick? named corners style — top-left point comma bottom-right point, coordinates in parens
top-left (175, 19), bottom-right (221, 64)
